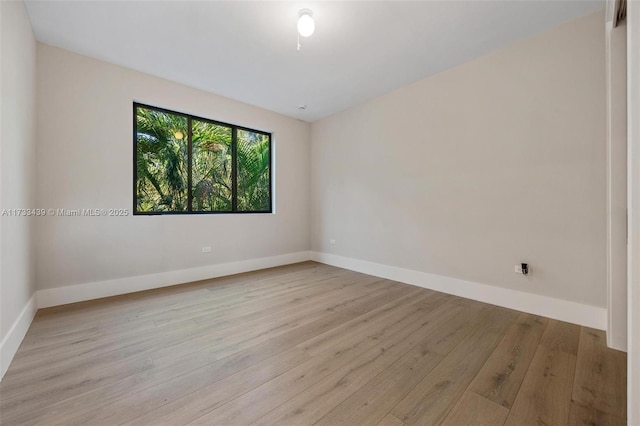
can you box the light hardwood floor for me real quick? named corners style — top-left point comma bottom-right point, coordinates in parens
top-left (0, 262), bottom-right (627, 425)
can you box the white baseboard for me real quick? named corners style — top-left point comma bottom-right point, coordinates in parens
top-left (3, 250), bottom-right (605, 381)
top-left (37, 251), bottom-right (311, 309)
top-left (311, 251), bottom-right (607, 330)
top-left (1, 294), bottom-right (37, 380)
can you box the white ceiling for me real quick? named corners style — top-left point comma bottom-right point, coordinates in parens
top-left (25, 0), bottom-right (603, 122)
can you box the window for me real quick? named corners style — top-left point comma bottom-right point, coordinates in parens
top-left (134, 103), bottom-right (272, 214)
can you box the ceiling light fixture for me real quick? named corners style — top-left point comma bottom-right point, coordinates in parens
top-left (297, 9), bottom-right (315, 38)
top-left (296, 9), bottom-right (315, 52)
top-left (174, 131), bottom-right (184, 140)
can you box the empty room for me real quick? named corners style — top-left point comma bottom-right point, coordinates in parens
top-left (1, 0), bottom-right (639, 425)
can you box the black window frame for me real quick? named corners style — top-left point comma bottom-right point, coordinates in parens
top-left (133, 102), bottom-right (273, 215)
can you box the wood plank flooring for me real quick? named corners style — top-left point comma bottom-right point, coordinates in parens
top-left (0, 262), bottom-right (627, 425)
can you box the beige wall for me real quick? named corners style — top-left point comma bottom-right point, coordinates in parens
top-left (0, 1), bottom-right (37, 344)
top-left (35, 44), bottom-right (310, 291)
top-left (607, 19), bottom-right (627, 350)
top-left (626, 0), bottom-right (640, 421)
top-left (311, 11), bottom-right (606, 308)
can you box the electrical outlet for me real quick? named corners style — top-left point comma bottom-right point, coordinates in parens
top-left (515, 263), bottom-right (529, 275)
top-left (202, 246), bottom-right (211, 253)
top-left (329, 239), bottom-right (336, 245)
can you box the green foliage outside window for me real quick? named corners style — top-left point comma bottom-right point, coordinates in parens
top-left (135, 104), bottom-right (271, 214)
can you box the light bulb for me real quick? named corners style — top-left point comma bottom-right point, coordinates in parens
top-left (174, 131), bottom-right (184, 140)
top-left (297, 10), bottom-right (315, 37)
